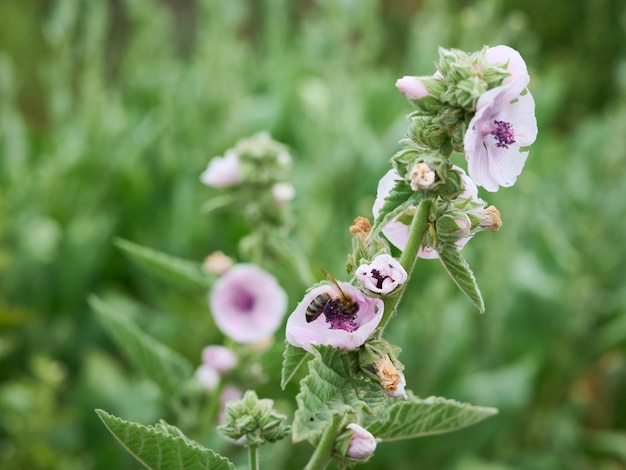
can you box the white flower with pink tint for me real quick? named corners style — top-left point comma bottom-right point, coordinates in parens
top-left (356, 254), bottom-right (407, 295)
top-left (372, 167), bottom-right (479, 257)
top-left (346, 423), bottom-right (377, 460)
top-left (486, 45), bottom-right (529, 86)
top-left (271, 182), bottom-right (296, 205)
top-left (195, 364), bottom-right (220, 390)
top-left (395, 76), bottom-right (430, 99)
top-left (209, 264), bottom-right (287, 344)
top-left (201, 345), bottom-right (238, 373)
top-left (200, 150), bottom-right (241, 188)
top-left (464, 78), bottom-right (538, 192)
top-left (286, 282), bottom-right (383, 353)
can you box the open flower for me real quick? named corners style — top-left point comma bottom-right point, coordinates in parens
top-left (209, 264), bottom-right (287, 344)
top-left (485, 45), bottom-right (529, 86)
top-left (346, 423), bottom-right (377, 460)
top-left (356, 254), bottom-right (407, 295)
top-left (464, 78), bottom-right (538, 192)
top-left (200, 150), bottom-right (241, 188)
top-left (372, 167), bottom-right (479, 257)
top-left (286, 282), bottom-right (383, 353)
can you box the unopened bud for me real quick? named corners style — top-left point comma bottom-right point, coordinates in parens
top-left (410, 163), bottom-right (436, 190)
top-left (346, 423), bottom-right (377, 460)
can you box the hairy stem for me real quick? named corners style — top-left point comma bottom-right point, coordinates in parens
top-left (377, 198), bottom-right (432, 335)
top-left (248, 445), bottom-right (259, 470)
top-left (304, 413), bottom-right (345, 470)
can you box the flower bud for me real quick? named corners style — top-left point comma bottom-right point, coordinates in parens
top-left (395, 76), bottom-right (429, 99)
top-left (271, 182), bottom-right (296, 206)
top-left (200, 150), bottom-right (241, 188)
top-left (194, 364), bottom-right (219, 390)
top-left (218, 390), bottom-right (290, 447)
top-left (203, 251), bottom-right (234, 275)
top-left (201, 345), bottom-right (238, 373)
top-left (346, 423), bottom-right (377, 460)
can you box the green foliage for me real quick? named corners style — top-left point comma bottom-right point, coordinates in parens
top-left (96, 409), bottom-right (235, 470)
top-left (437, 244), bottom-right (485, 313)
top-left (90, 295), bottom-right (193, 397)
top-left (280, 341), bottom-right (309, 390)
top-left (366, 395), bottom-right (497, 441)
top-left (115, 238), bottom-right (216, 290)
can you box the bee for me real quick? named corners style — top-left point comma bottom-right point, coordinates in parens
top-left (305, 269), bottom-right (359, 323)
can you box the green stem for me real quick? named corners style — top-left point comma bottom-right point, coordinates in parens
top-left (248, 445), bottom-right (259, 470)
top-left (376, 198), bottom-right (432, 335)
top-left (304, 414), bottom-right (345, 470)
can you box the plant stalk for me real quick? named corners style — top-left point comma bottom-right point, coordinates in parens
top-left (304, 413), bottom-right (345, 470)
top-left (249, 445), bottom-right (259, 470)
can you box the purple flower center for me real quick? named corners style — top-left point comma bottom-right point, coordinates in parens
top-left (370, 269), bottom-right (390, 290)
top-left (324, 298), bottom-right (359, 333)
top-left (490, 120), bottom-right (515, 148)
top-left (232, 289), bottom-right (256, 312)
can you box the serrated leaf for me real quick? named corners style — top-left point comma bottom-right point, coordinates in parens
top-left (96, 409), bottom-right (234, 470)
top-left (366, 395), bottom-right (497, 441)
top-left (292, 345), bottom-right (387, 443)
top-left (438, 244), bottom-right (485, 313)
top-left (370, 179), bottom-right (419, 241)
top-left (90, 295), bottom-right (193, 396)
top-left (116, 238), bottom-right (215, 290)
top-left (281, 342), bottom-right (310, 390)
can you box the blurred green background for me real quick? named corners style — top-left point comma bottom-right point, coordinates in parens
top-left (1, 0), bottom-right (626, 468)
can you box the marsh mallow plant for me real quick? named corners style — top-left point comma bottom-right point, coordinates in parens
top-left (94, 45), bottom-right (537, 469)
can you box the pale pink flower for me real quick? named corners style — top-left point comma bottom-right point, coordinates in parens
top-left (395, 76), bottom-right (429, 99)
top-left (485, 45), bottom-right (529, 86)
top-left (464, 78), bottom-right (537, 192)
top-left (271, 182), bottom-right (296, 205)
top-left (346, 423), bottom-right (377, 459)
top-left (195, 364), bottom-right (220, 390)
top-left (201, 345), bottom-right (238, 373)
top-left (209, 264), bottom-right (287, 344)
top-left (200, 150), bottom-right (241, 188)
top-left (372, 167), bottom-right (478, 257)
top-left (285, 282), bottom-right (383, 353)
top-left (356, 254), bottom-right (407, 295)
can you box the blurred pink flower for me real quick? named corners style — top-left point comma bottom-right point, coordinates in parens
top-left (195, 364), bottom-right (220, 390)
top-left (346, 423), bottom-right (377, 459)
top-left (285, 282), bottom-right (383, 353)
top-left (201, 345), bottom-right (238, 373)
top-left (372, 167), bottom-right (479, 257)
top-left (210, 264), bottom-right (287, 344)
top-left (395, 76), bottom-right (429, 99)
top-left (271, 182), bottom-right (296, 205)
top-left (485, 45), bottom-right (529, 86)
top-left (200, 150), bottom-right (241, 188)
top-left (464, 78), bottom-right (537, 192)
top-left (356, 254), bottom-right (407, 295)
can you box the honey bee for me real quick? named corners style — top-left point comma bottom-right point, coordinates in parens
top-left (305, 269), bottom-right (359, 323)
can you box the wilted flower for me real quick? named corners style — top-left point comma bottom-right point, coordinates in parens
top-left (346, 423), bottom-right (377, 460)
top-left (285, 281), bottom-right (383, 353)
top-left (200, 150), bottom-right (241, 188)
top-left (356, 254), bottom-right (407, 295)
top-left (201, 345), bottom-right (238, 373)
top-left (485, 45), bottom-right (529, 86)
top-left (209, 264), bottom-right (287, 344)
top-left (372, 167), bottom-right (479, 257)
top-left (395, 76), bottom-right (429, 99)
top-left (409, 162), bottom-right (436, 190)
top-left (464, 78), bottom-right (537, 192)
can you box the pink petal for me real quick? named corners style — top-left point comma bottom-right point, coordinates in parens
top-left (486, 45), bottom-right (529, 87)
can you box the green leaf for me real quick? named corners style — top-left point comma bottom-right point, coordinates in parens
top-left (281, 342), bottom-right (310, 390)
top-left (366, 395), bottom-right (498, 441)
top-left (96, 409), bottom-right (235, 470)
top-left (437, 244), bottom-right (485, 313)
top-left (369, 178), bottom-right (418, 241)
top-left (90, 295), bottom-right (193, 396)
top-left (115, 238), bottom-right (215, 290)
top-left (292, 345), bottom-right (387, 443)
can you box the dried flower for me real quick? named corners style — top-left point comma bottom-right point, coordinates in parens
top-left (200, 150), bottom-right (241, 188)
top-left (349, 216), bottom-right (372, 241)
top-left (409, 162), bottom-right (436, 190)
top-left (346, 423), bottom-right (377, 459)
top-left (356, 254), bottom-right (407, 295)
top-left (285, 281), bottom-right (383, 353)
top-left (464, 78), bottom-right (537, 192)
top-left (209, 264), bottom-right (287, 344)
